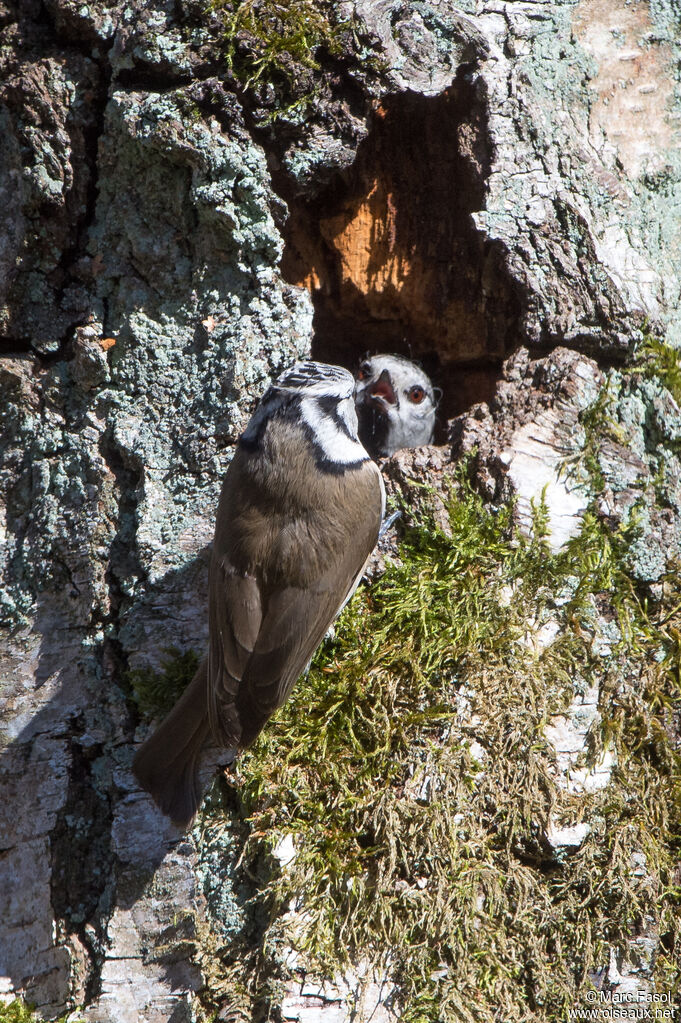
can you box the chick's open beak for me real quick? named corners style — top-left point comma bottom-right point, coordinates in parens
top-left (368, 368), bottom-right (397, 407)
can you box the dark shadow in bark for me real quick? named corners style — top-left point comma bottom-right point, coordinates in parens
top-left (0, 548), bottom-right (247, 1014)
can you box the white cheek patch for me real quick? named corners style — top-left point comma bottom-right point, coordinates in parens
top-left (300, 397), bottom-right (369, 465)
top-left (337, 396), bottom-right (360, 436)
top-left (389, 405), bottom-right (435, 449)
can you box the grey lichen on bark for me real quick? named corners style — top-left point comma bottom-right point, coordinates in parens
top-left (1, 0), bottom-right (680, 1020)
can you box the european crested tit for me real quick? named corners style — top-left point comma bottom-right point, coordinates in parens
top-left (133, 360), bottom-right (385, 826)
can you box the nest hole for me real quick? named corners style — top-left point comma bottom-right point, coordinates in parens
top-left (281, 67), bottom-right (523, 441)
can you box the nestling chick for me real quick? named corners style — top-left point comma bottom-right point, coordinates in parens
top-left (354, 354), bottom-right (437, 458)
top-left (133, 361), bottom-right (385, 826)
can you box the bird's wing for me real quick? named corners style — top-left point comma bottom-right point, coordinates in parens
top-left (234, 561), bottom-right (366, 747)
top-left (207, 562), bottom-right (263, 745)
top-left (207, 509), bottom-right (382, 749)
top-left (208, 539), bottom-right (374, 749)
top-left (206, 450), bottom-right (384, 749)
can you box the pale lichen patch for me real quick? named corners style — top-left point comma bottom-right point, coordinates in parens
top-left (573, 0), bottom-right (676, 179)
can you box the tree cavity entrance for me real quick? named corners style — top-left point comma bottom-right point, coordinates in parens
top-left (281, 69), bottom-right (522, 436)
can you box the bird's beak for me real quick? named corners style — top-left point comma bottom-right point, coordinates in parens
top-left (368, 369), bottom-right (397, 408)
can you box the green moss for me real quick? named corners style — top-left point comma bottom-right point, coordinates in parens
top-left (197, 462), bottom-right (680, 1020)
top-left (634, 335), bottom-right (681, 405)
top-left (562, 375), bottom-right (627, 493)
top-left (209, 0), bottom-right (342, 89)
top-left (0, 1005), bottom-right (38, 1023)
top-left (126, 647), bottom-right (199, 718)
top-left (0, 1001), bottom-right (83, 1023)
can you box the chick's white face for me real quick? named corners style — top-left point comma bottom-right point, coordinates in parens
top-left (354, 354), bottom-right (437, 457)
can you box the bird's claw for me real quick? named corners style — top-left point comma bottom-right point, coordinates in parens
top-left (379, 510), bottom-right (402, 537)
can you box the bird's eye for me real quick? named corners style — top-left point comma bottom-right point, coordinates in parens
top-left (357, 363), bottom-right (371, 381)
top-left (408, 385), bottom-right (426, 404)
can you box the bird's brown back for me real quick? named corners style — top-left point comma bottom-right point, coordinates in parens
top-left (207, 418), bottom-right (383, 747)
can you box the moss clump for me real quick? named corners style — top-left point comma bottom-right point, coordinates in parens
top-left (0, 1001), bottom-right (82, 1023)
top-left (634, 335), bottom-right (681, 405)
top-left (568, 376), bottom-right (626, 492)
top-left (0, 1005), bottom-right (38, 1023)
top-left (209, 0), bottom-right (342, 89)
top-left (197, 462), bottom-right (680, 1020)
top-left (126, 647), bottom-right (199, 718)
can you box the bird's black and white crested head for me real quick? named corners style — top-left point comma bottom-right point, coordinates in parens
top-left (273, 360), bottom-right (355, 399)
top-left (240, 360), bottom-right (369, 471)
top-left (354, 354), bottom-right (437, 458)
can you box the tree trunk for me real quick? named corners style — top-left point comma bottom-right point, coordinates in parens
top-left (1, 0), bottom-right (679, 1019)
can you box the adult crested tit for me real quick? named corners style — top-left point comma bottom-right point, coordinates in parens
top-left (354, 354), bottom-right (437, 458)
top-left (133, 360), bottom-right (385, 826)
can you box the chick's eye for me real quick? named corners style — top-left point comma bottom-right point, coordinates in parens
top-left (409, 385), bottom-right (426, 404)
top-left (357, 363), bottom-right (371, 381)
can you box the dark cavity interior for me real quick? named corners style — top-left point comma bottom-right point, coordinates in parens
top-left (280, 68), bottom-right (523, 440)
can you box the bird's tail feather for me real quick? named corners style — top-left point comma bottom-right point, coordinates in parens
top-left (133, 657), bottom-right (215, 827)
